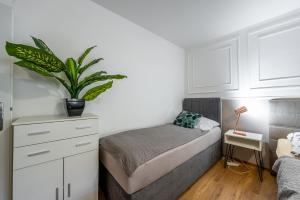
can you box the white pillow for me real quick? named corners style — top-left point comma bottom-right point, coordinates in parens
top-left (195, 116), bottom-right (220, 131)
top-left (287, 132), bottom-right (300, 147)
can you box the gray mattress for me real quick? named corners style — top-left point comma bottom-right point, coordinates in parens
top-left (100, 126), bottom-right (221, 194)
top-left (100, 124), bottom-right (209, 177)
top-left (100, 139), bottom-right (222, 200)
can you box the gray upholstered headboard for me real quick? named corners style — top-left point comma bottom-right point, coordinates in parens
top-left (269, 98), bottom-right (300, 167)
top-left (183, 98), bottom-right (221, 124)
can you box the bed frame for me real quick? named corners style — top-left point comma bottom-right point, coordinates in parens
top-left (269, 98), bottom-right (300, 168)
top-left (99, 98), bottom-right (221, 200)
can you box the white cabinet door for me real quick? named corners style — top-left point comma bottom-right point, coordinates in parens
top-left (13, 159), bottom-right (63, 200)
top-left (64, 150), bottom-right (98, 200)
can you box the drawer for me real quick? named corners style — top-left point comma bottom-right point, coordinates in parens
top-left (14, 118), bottom-right (99, 147)
top-left (66, 134), bottom-right (100, 156)
top-left (14, 134), bottom-right (100, 170)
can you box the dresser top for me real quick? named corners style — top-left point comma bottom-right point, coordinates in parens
top-left (12, 114), bottom-right (98, 126)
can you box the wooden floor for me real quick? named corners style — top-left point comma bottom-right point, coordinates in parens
top-left (100, 160), bottom-right (277, 200)
top-left (178, 160), bottom-right (277, 200)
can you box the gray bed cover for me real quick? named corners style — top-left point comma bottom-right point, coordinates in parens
top-left (273, 156), bottom-right (300, 200)
top-left (99, 124), bottom-right (208, 176)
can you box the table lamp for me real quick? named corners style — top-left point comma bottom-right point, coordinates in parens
top-left (234, 106), bottom-right (247, 136)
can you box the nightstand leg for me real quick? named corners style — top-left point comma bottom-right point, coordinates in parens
top-left (230, 146), bottom-right (235, 160)
top-left (224, 145), bottom-right (227, 168)
top-left (258, 151), bottom-right (264, 181)
top-left (224, 144), bottom-right (230, 168)
top-left (254, 150), bottom-right (263, 182)
top-left (260, 151), bottom-right (264, 169)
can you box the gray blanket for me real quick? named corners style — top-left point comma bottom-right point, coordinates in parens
top-left (272, 156), bottom-right (300, 200)
top-left (100, 124), bottom-right (208, 176)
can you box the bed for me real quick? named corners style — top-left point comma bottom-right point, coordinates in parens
top-left (269, 98), bottom-right (300, 167)
top-left (269, 98), bottom-right (300, 199)
top-left (99, 98), bottom-right (221, 200)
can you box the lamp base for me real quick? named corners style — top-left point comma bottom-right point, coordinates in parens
top-left (227, 161), bottom-right (240, 167)
top-left (233, 130), bottom-right (247, 136)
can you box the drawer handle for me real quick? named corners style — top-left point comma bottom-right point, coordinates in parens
top-left (27, 150), bottom-right (50, 157)
top-left (56, 187), bottom-right (59, 200)
top-left (28, 130), bottom-right (50, 136)
top-left (68, 183), bottom-right (71, 197)
top-left (75, 142), bottom-right (91, 147)
top-left (75, 126), bottom-right (91, 130)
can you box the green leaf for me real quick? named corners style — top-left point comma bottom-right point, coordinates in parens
top-left (82, 81), bottom-right (113, 101)
top-left (6, 42), bottom-right (65, 72)
top-left (14, 60), bottom-right (54, 77)
top-left (15, 60), bottom-right (74, 98)
top-left (78, 58), bottom-right (103, 74)
top-left (54, 76), bottom-right (73, 98)
top-left (65, 58), bottom-right (78, 85)
top-left (78, 46), bottom-right (96, 66)
top-left (31, 36), bottom-right (54, 55)
top-left (78, 72), bottom-right (126, 91)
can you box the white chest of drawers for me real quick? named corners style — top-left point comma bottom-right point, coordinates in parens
top-left (12, 114), bottom-right (100, 200)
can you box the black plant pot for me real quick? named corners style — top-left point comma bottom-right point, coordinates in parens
top-left (65, 99), bottom-right (85, 117)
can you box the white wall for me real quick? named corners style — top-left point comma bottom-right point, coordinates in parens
top-left (0, 2), bottom-right (12, 200)
top-left (186, 9), bottom-right (300, 167)
top-left (0, 0), bottom-right (185, 199)
top-left (186, 9), bottom-right (300, 98)
top-left (13, 0), bottom-right (185, 134)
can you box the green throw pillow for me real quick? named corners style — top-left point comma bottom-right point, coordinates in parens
top-left (173, 111), bottom-right (201, 128)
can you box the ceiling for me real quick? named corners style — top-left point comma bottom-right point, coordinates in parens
top-left (92, 0), bottom-right (300, 48)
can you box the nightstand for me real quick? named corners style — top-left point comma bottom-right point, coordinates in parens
top-left (224, 129), bottom-right (264, 182)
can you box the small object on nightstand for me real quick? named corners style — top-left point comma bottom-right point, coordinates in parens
top-left (224, 129), bottom-right (264, 182)
top-left (233, 130), bottom-right (247, 136)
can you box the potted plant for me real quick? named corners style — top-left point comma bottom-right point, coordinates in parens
top-left (5, 37), bottom-right (127, 116)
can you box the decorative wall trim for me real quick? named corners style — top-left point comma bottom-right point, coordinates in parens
top-left (186, 9), bottom-right (300, 97)
top-left (0, 0), bottom-right (13, 7)
top-left (187, 36), bottom-right (239, 94)
top-left (248, 15), bottom-right (300, 89)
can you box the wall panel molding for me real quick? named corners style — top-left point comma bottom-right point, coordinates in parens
top-left (186, 10), bottom-right (300, 97)
top-left (248, 15), bottom-right (300, 89)
top-left (187, 36), bottom-right (239, 94)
